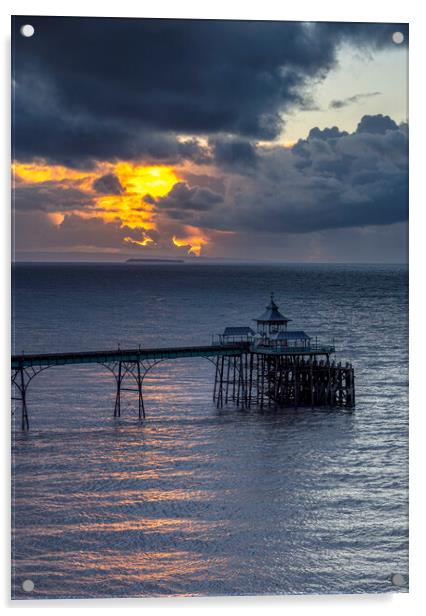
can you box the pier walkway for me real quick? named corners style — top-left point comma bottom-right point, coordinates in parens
top-left (11, 343), bottom-right (247, 430)
top-left (11, 344), bottom-right (245, 369)
top-left (11, 342), bottom-right (345, 431)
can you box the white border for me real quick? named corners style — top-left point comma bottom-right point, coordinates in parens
top-left (1, 1), bottom-right (424, 613)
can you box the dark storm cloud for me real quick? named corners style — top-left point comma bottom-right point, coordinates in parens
top-left (307, 126), bottom-right (349, 140)
top-left (177, 139), bottom-right (212, 165)
top-left (291, 126), bottom-right (349, 168)
top-left (92, 173), bottom-right (124, 195)
top-left (162, 115), bottom-right (408, 234)
top-left (180, 172), bottom-right (226, 195)
top-left (12, 88), bottom-right (210, 167)
top-left (155, 182), bottom-right (223, 212)
top-left (329, 91), bottom-right (382, 109)
top-left (356, 113), bottom-right (399, 134)
top-left (12, 16), bottom-right (408, 163)
top-left (13, 182), bottom-right (92, 212)
top-left (211, 138), bottom-right (258, 170)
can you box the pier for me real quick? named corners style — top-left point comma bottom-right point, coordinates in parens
top-left (11, 295), bottom-right (355, 430)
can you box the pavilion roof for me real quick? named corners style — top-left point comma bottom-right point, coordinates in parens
top-left (254, 293), bottom-right (292, 323)
top-left (268, 330), bottom-right (311, 340)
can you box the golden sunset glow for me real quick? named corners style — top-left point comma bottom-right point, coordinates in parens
top-left (47, 212), bottom-right (65, 226)
top-left (12, 159), bottom-right (211, 255)
top-left (93, 163), bottom-right (180, 231)
top-left (124, 236), bottom-right (154, 246)
top-left (11, 160), bottom-right (204, 252)
top-left (93, 193), bottom-right (157, 230)
top-left (12, 161), bottom-right (179, 196)
top-left (114, 162), bottom-right (178, 198)
top-left (12, 162), bottom-right (97, 187)
top-left (172, 228), bottom-right (209, 256)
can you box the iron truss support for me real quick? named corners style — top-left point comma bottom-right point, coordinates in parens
top-left (11, 364), bottom-right (50, 430)
top-left (212, 353), bottom-right (247, 410)
top-left (10, 352), bottom-right (243, 430)
top-left (101, 359), bottom-right (164, 420)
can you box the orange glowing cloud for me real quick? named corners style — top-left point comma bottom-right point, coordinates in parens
top-left (47, 212), bottom-right (65, 226)
top-left (93, 163), bottom-right (179, 231)
top-left (114, 162), bottom-right (178, 197)
top-left (12, 159), bottom-right (212, 255)
top-left (14, 161), bottom-right (173, 227)
top-left (172, 227), bottom-right (209, 256)
top-left (12, 162), bottom-right (95, 185)
top-left (124, 236), bottom-right (154, 247)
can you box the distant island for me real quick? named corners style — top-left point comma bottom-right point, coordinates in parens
top-left (126, 258), bottom-right (185, 263)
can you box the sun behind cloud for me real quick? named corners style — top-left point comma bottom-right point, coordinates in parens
top-left (96, 161), bottom-right (179, 232)
top-left (114, 162), bottom-right (178, 198)
top-left (94, 163), bottom-right (180, 232)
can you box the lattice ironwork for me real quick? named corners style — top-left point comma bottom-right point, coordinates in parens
top-left (101, 359), bottom-right (165, 419)
top-left (11, 364), bottom-right (50, 430)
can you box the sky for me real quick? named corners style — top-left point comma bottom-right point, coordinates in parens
top-left (12, 17), bottom-right (408, 262)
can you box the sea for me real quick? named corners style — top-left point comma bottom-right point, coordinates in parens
top-left (11, 262), bottom-right (409, 599)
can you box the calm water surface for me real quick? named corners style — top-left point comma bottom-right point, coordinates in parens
top-left (11, 263), bottom-right (408, 598)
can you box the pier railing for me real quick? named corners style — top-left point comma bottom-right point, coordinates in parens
top-left (211, 335), bottom-right (335, 356)
top-left (250, 344), bottom-right (335, 355)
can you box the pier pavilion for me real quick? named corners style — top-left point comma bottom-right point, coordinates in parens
top-left (213, 294), bottom-right (354, 410)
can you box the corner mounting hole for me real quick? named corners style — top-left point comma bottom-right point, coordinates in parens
top-left (391, 572), bottom-right (405, 587)
top-left (20, 24), bottom-right (35, 38)
top-left (392, 31), bottom-right (404, 45)
top-left (22, 579), bottom-right (34, 592)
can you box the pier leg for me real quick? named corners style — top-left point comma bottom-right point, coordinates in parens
top-left (11, 364), bottom-right (50, 431)
top-left (260, 355), bottom-right (265, 410)
top-left (213, 357), bottom-right (219, 402)
top-left (216, 355), bottom-right (225, 408)
top-left (236, 356), bottom-right (241, 406)
top-left (294, 362), bottom-right (298, 409)
top-left (136, 361), bottom-right (145, 419)
top-left (19, 367), bottom-right (29, 431)
top-left (225, 356), bottom-right (231, 404)
top-left (345, 365), bottom-right (355, 408)
top-left (244, 354), bottom-right (249, 409)
top-left (232, 356), bottom-right (237, 402)
top-left (11, 367), bottom-right (30, 431)
top-left (114, 361), bottom-right (122, 418)
top-left (105, 359), bottom-right (159, 420)
top-left (248, 353), bottom-right (253, 408)
top-left (242, 354), bottom-right (248, 409)
top-left (237, 354), bottom-right (246, 408)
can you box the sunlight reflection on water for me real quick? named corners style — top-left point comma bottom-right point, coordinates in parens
top-left (12, 264), bottom-right (408, 598)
